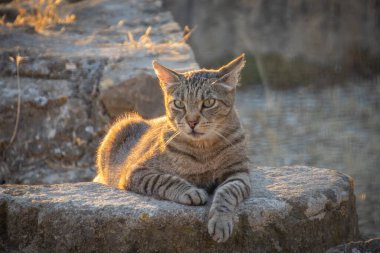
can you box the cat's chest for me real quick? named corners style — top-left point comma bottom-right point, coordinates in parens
top-left (168, 150), bottom-right (220, 176)
top-left (185, 170), bottom-right (218, 193)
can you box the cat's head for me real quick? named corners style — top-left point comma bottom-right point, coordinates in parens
top-left (153, 54), bottom-right (245, 141)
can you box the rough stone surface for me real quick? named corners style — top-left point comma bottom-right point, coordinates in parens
top-left (0, 166), bottom-right (359, 253)
top-left (164, 0), bottom-right (380, 66)
top-left (326, 238), bottom-right (380, 253)
top-left (0, 0), bottom-right (197, 184)
top-left (163, 0), bottom-right (380, 87)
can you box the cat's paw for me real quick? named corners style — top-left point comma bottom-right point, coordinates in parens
top-left (178, 187), bottom-right (208, 205)
top-left (208, 213), bottom-right (233, 243)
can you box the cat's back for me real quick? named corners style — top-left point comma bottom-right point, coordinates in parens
top-left (96, 113), bottom-right (157, 187)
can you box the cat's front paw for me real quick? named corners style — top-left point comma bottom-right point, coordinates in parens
top-left (208, 213), bottom-right (233, 243)
top-left (178, 187), bottom-right (208, 205)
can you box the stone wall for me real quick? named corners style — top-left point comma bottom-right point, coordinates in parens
top-left (327, 238), bottom-right (380, 253)
top-left (163, 0), bottom-right (380, 86)
top-left (0, 0), bottom-right (198, 184)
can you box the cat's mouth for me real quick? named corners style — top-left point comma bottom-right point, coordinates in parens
top-left (189, 130), bottom-right (204, 137)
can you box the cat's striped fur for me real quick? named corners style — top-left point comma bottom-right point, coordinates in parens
top-left (94, 54), bottom-right (251, 242)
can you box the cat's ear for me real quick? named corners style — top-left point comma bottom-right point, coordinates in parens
top-left (152, 60), bottom-right (181, 91)
top-left (214, 54), bottom-right (245, 91)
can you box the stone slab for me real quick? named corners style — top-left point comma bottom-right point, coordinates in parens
top-left (0, 166), bottom-right (359, 252)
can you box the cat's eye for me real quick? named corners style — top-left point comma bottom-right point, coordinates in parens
top-left (173, 100), bottom-right (185, 109)
top-left (203, 98), bottom-right (216, 108)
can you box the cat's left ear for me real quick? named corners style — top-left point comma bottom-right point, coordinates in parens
top-left (214, 54), bottom-right (246, 91)
top-left (152, 60), bottom-right (182, 91)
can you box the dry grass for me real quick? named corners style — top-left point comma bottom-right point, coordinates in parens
top-left (123, 25), bottom-right (196, 55)
top-left (8, 54), bottom-right (26, 146)
top-left (0, 0), bottom-right (75, 33)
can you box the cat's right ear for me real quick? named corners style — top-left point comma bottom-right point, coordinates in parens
top-left (152, 61), bottom-right (181, 91)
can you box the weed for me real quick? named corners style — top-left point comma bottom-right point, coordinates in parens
top-left (8, 53), bottom-right (26, 146)
top-left (123, 25), bottom-right (196, 55)
top-left (0, 0), bottom-right (75, 33)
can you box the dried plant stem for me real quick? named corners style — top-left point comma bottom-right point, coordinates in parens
top-left (181, 25), bottom-right (197, 42)
top-left (9, 56), bottom-right (22, 146)
top-left (123, 25), bottom-right (196, 54)
top-left (0, 0), bottom-right (76, 33)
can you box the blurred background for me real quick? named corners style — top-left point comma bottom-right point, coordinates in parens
top-left (0, 0), bottom-right (379, 239)
top-left (163, 0), bottom-right (380, 238)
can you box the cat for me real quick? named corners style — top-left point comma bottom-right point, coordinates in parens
top-left (94, 54), bottom-right (251, 243)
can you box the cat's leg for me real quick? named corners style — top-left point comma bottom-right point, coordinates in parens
top-left (208, 171), bottom-right (251, 242)
top-left (128, 168), bottom-right (208, 206)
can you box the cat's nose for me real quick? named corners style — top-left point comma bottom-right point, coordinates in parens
top-left (186, 118), bottom-right (199, 129)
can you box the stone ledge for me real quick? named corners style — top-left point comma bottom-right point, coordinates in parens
top-left (0, 0), bottom-right (198, 184)
top-left (326, 238), bottom-right (380, 253)
top-left (0, 166), bottom-right (359, 252)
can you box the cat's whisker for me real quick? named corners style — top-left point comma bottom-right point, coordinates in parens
top-left (211, 129), bottom-right (233, 146)
top-left (213, 124), bottom-right (240, 134)
top-left (214, 122), bottom-right (239, 129)
top-left (163, 131), bottom-right (181, 148)
top-left (146, 128), bottom-right (166, 138)
top-left (148, 124), bottom-right (172, 135)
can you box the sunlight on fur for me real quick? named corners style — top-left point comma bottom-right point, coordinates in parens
top-left (94, 55), bottom-right (251, 242)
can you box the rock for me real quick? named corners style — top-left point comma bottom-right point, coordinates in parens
top-left (0, 162), bottom-right (10, 184)
top-left (165, 0), bottom-right (380, 65)
top-left (0, 0), bottom-right (13, 4)
top-left (163, 0), bottom-right (380, 85)
top-left (99, 73), bottom-right (165, 118)
top-left (0, 166), bottom-right (359, 252)
top-left (0, 0), bottom-right (197, 184)
top-left (326, 238), bottom-right (380, 253)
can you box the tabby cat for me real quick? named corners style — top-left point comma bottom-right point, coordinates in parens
top-left (94, 54), bottom-right (251, 243)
